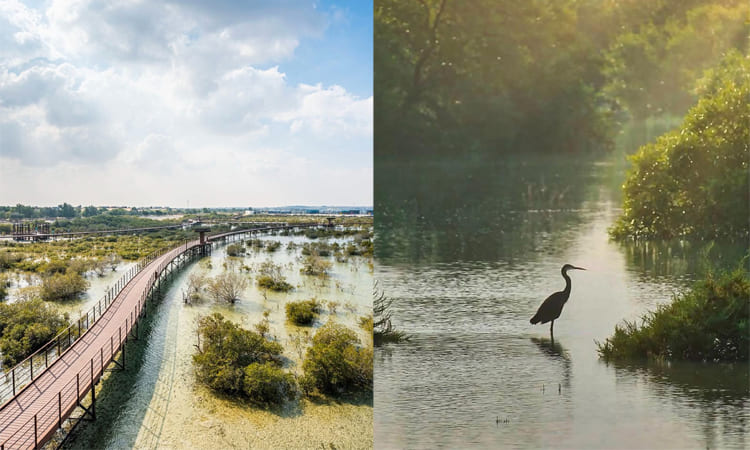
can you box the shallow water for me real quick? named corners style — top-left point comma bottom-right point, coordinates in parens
top-left (374, 158), bottom-right (748, 449)
top-left (65, 232), bottom-right (373, 449)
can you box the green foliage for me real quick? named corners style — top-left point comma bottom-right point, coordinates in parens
top-left (206, 271), bottom-right (248, 304)
top-left (0, 273), bottom-right (10, 301)
top-left (226, 243), bottom-right (245, 257)
top-left (301, 242), bottom-right (333, 257)
top-left (0, 298), bottom-right (69, 366)
top-left (256, 276), bottom-right (293, 292)
top-left (597, 267), bottom-right (749, 362)
top-left (265, 241), bottom-right (281, 252)
top-left (602, 2), bottom-right (748, 120)
top-left (300, 253), bottom-right (332, 277)
top-left (39, 271), bottom-right (90, 302)
top-left (193, 313), bottom-right (288, 399)
top-left (373, 286), bottom-right (409, 346)
top-left (300, 322), bottom-right (373, 397)
top-left (285, 299), bottom-right (321, 326)
top-left (256, 259), bottom-right (293, 292)
top-left (611, 51), bottom-right (749, 240)
top-left (358, 315), bottom-right (373, 333)
top-left (375, 1), bottom-right (748, 161)
top-left (376, 0), bottom-right (617, 160)
top-left (243, 362), bottom-right (297, 406)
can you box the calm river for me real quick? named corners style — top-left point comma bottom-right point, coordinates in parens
top-left (374, 157), bottom-right (748, 449)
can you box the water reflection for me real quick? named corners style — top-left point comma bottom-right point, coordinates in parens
top-left (530, 337), bottom-right (571, 389)
top-left (375, 157), bottom-right (749, 449)
top-left (611, 360), bottom-right (749, 449)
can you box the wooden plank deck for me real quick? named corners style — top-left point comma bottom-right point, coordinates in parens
top-left (0, 223), bottom-right (326, 449)
top-left (0, 242), bottom-right (198, 449)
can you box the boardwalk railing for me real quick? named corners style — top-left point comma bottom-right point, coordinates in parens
top-left (0, 242), bottom-right (182, 407)
top-left (0, 241), bottom-right (195, 450)
top-left (0, 222), bottom-right (344, 449)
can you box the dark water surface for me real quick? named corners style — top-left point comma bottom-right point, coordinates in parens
top-left (374, 158), bottom-right (748, 449)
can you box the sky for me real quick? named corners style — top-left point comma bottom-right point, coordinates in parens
top-left (0, 0), bottom-right (372, 207)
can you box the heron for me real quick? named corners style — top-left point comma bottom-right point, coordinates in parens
top-left (530, 264), bottom-right (586, 341)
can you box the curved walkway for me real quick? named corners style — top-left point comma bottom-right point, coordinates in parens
top-left (0, 241), bottom-right (198, 449)
top-left (0, 222), bottom-right (330, 449)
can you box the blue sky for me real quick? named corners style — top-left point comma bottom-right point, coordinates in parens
top-left (0, 0), bottom-right (373, 207)
top-left (282, 2), bottom-right (372, 98)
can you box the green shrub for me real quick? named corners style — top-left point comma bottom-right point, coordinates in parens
top-left (226, 243), bottom-right (245, 257)
top-left (256, 260), bottom-right (292, 292)
top-left (256, 275), bottom-right (293, 292)
top-left (39, 272), bottom-right (89, 302)
top-left (193, 313), bottom-right (286, 396)
top-left (206, 271), bottom-right (248, 304)
top-left (300, 253), bottom-right (331, 276)
top-left (0, 298), bottom-right (69, 366)
top-left (358, 315), bottom-right (373, 333)
top-left (243, 362), bottom-right (297, 406)
top-left (597, 267), bottom-right (749, 362)
top-left (610, 51), bottom-right (749, 240)
top-left (300, 322), bottom-right (373, 396)
top-left (285, 299), bottom-right (321, 325)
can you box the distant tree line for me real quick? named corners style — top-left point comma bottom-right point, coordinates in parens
top-left (375, 0), bottom-right (748, 160)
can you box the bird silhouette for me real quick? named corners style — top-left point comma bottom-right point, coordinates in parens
top-left (530, 264), bottom-right (586, 342)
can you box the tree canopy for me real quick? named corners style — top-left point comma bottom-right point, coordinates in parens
top-left (375, 0), bottom-right (748, 161)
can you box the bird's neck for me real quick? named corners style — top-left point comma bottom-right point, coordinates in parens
top-left (562, 271), bottom-right (572, 296)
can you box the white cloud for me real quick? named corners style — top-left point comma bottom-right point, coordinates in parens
top-left (0, 0), bottom-right (372, 205)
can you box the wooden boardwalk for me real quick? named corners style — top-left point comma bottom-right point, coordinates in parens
top-left (0, 223), bottom-right (330, 449)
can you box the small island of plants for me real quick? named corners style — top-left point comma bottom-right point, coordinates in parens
top-left (598, 266), bottom-right (749, 363)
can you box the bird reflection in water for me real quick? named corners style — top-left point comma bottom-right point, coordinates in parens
top-left (531, 337), bottom-right (572, 393)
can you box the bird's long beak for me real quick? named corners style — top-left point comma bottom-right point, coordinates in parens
top-left (572, 266), bottom-right (586, 271)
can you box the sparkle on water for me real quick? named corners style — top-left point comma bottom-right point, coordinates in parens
top-left (374, 157), bottom-right (748, 449)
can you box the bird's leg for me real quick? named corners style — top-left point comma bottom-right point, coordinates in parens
top-left (550, 320), bottom-right (554, 343)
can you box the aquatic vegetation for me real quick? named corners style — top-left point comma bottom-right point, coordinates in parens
top-left (598, 267), bottom-right (749, 362)
top-left (193, 313), bottom-right (291, 404)
top-left (300, 322), bottom-right (373, 397)
top-left (256, 259), bottom-right (293, 292)
top-left (206, 271), bottom-right (248, 304)
top-left (0, 298), bottom-right (69, 366)
top-left (243, 362), bottom-right (297, 406)
top-left (300, 253), bottom-right (332, 277)
top-left (610, 51), bottom-right (749, 240)
top-left (358, 315), bottom-right (373, 333)
top-left (226, 243), bottom-right (245, 257)
top-left (285, 299), bottom-right (321, 326)
top-left (265, 241), bottom-right (281, 252)
top-left (373, 286), bottom-right (409, 346)
top-left (0, 273), bottom-right (10, 300)
top-left (301, 242), bottom-right (333, 257)
top-left (39, 271), bottom-right (90, 302)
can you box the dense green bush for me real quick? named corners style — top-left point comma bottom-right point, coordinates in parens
top-left (610, 51), bottom-right (749, 240)
top-left (300, 322), bottom-right (373, 397)
top-left (285, 299), bottom-right (321, 325)
top-left (0, 299), bottom-right (69, 366)
top-left (256, 260), bottom-right (292, 292)
top-left (243, 362), bottom-right (297, 406)
top-left (193, 313), bottom-right (294, 405)
top-left (39, 272), bottom-right (90, 302)
top-left (226, 243), bottom-right (245, 257)
top-left (597, 267), bottom-right (749, 362)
